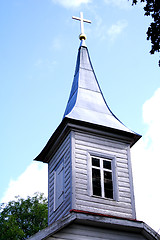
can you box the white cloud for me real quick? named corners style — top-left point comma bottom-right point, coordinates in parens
top-left (92, 13), bottom-right (128, 42)
top-left (107, 20), bottom-right (128, 42)
top-left (1, 162), bottom-right (48, 204)
top-left (52, 0), bottom-right (91, 8)
top-left (104, 0), bottom-right (131, 9)
top-left (131, 88), bottom-right (160, 232)
top-left (94, 15), bottom-right (107, 41)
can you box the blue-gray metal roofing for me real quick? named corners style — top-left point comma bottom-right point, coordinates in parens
top-left (63, 44), bottom-right (136, 135)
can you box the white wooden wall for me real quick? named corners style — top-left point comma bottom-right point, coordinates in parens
top-left (73, 130), bottom-right (135, 219)
top-left (48, 128), bottom-right (136, 224)
top-left (47, 223), bottom-right (147, 240)
top-left (48, 133), bottom-right (72, 224)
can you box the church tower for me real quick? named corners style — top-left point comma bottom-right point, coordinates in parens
top-left (35, 13), bottom-right (141, 226)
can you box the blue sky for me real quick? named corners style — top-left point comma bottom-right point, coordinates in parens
top-left (1, 0), bottom-right (160, 233)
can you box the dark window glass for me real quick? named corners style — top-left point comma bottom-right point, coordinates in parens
top-left (103, 160), bottom-right (111, 170)
top-left (92, 168), bottom-right (101, 196)
top-left (105, 189), bottom-right (113, 199)
top-left (104, 171), bottom-right (112, 181)
top-left (104, 171), bottom-right (113, 199)
top-left (92, 157), bottom-right (100, 167)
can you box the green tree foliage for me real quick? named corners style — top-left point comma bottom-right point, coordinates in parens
top-left (0, 193), bottom-right (48, 240)
top-left (131, 0), bottom-right (160, 66)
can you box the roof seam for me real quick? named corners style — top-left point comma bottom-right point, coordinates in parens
top-left (78, 87), bottom-right (100, 93)
top-left (79, 67), bottom-right (93, 71)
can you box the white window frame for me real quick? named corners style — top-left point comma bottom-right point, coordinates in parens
top-left (88, 152), bottom-right (118, 201)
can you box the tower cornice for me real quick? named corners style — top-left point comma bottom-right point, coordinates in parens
top-left (35, 117), bottom-right (141, 163)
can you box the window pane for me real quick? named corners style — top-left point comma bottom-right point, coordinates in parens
top-left (105, 190), bottom-right (113, 199)
top-left (104, 171), bottom-right (112, 181)
top-left (103, 160), bottom-right (111, 170)
top-left (92, 168), bottom-right (101, 196)
top-left (104, 171), bottom-right (113, 199)
top-left (92, 157), bottom-right (100, 167)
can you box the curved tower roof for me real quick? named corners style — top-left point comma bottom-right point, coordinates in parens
top-left (63, 40), bottom-right (138, 136)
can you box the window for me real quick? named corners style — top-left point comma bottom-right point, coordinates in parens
top-left (54, 161), bottom-right (64, 210)
top-left (91, 156), bottom-right (116, 200)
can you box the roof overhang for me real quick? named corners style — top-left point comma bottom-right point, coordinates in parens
top-left (28, 210), bottom-right (159, 240)
top-left (35, 117), bottom-right (141, 163)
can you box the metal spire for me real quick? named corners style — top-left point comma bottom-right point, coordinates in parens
top-left (63, 44), bottom-right (141, 142)
top-left (72, 12), bottom-right (91, 41)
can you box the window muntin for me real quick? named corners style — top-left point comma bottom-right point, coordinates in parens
top-left (91, 156), bottom-right (114, 199)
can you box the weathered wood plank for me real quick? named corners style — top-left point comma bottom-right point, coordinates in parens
top-left (116, 157), bottom-right (128, 163)
top-left (73, 130), bottom-right (135, 219)
top-left (118, 176), bottom-right (130, 183)
top-left (119, 192), bottom-right (131, 198)
top-left (117, 162), bottom-right (128, 168)
top-left (48, 222), bottom-right (146, 240)
top-left (75, 191), bottom-right (131, 208)
top-left (75, 204), bottom-right (133, 218)
top-left (49, 134), bottom-right (70, 170)
top-left (48, 132), bottom-right (72, 224)
top-left (118, 167), bottom-right (129, 173)
top-left (75, 153), bottom-right (87, 160)
top-left (75, 182), bottom-right (87, 190)
top-left (75, 162), bottom-right (87, 169)
top-left (118, 181), bottom-right (130, 188)
top-left (75, 158), bottom-right (87, 165)
top-left (119, 197), bottom-right (132, 203)
top-left (75, 197), bottom-right (132, 214)
top-left (75, 132), bottom-right (127, 149)
top-left (49, 201), bottom-right (71, 225)
top-left (49, 146), bottom-right (70, 176)
top-left (56, 223), bottom-right (143, 238)
top-left (75, 172), bottom-right (87, 180)
top-left (75, 167), bottom-right (87, 175)
top-left (118, 171), bottom-right (129, 178)
top-left (75, 141), bottom-right (127, 159)
top-left (119, 186), bottom-right (131, 193)
top-left (75, 133), bottom-right (127, 149)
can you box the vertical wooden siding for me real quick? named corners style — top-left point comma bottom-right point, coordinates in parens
top-left (48, 133), bottom-right (72, 224)
top-left (74, 131), bottom-right (135, 219)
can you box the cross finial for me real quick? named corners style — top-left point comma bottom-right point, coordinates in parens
top-left (72, 12), bottom-right (91, 41)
